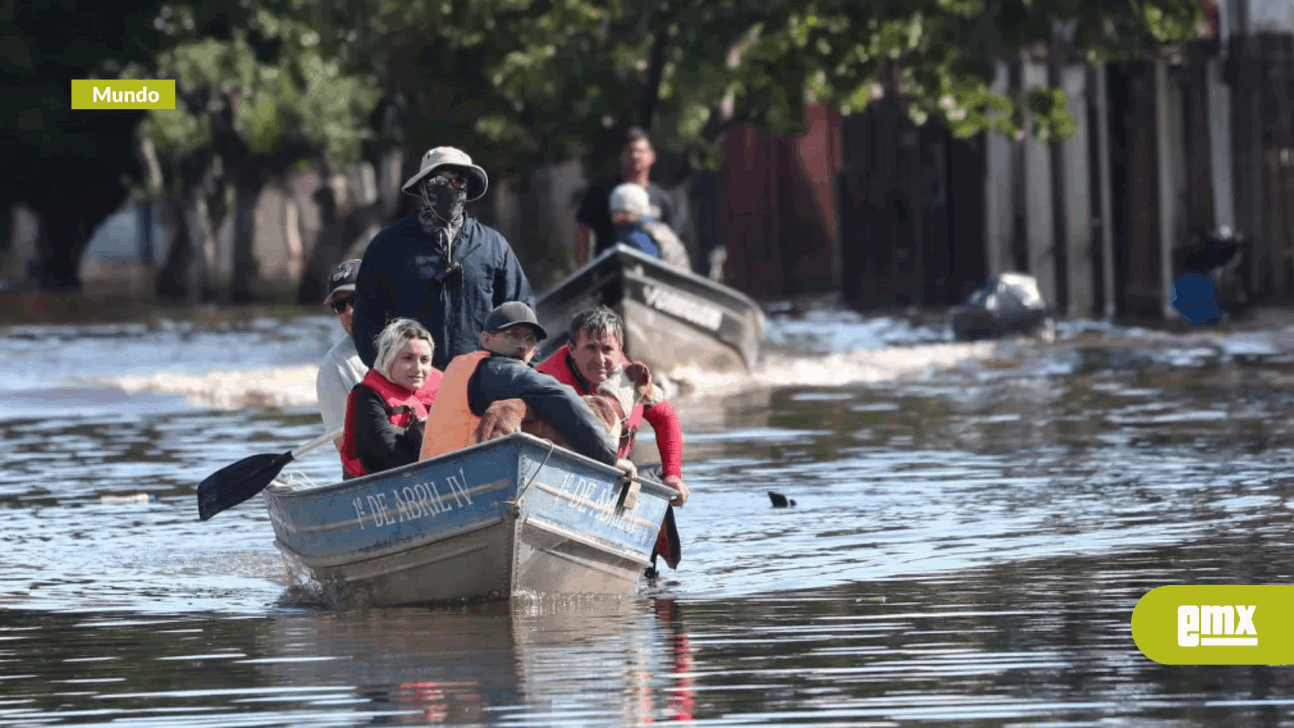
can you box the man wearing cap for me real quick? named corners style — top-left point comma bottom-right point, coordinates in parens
top-left (420, 302), bottom-right (637, 479)
top-left (316, 259), bottom-right (369, 455)
top-left (609, 183), bottom-right (691, 271)
top-left (351, 147), bottom-right (535, 372)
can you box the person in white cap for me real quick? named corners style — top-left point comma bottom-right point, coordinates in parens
top-left (315, 259), bottom-right (368, 458)
top-left (574, 127), bottom-right (681, 266)
top-left (608, 182), bottom-right (692, 271)
top-left (351, 147), bottom-right (535, 372)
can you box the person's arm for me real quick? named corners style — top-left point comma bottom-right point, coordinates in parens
top-left (350, 254), bottom-right (384, 368)
top-left (475, 361), bottom-right (618, 465)
top-left (643, 400), bottom-right (688, 506)
top-left (642, 400), bottom-right (683, 479)
top-left (574, 184), bottom-right (604, 267)
top-left (574, 224), bottom-right (592, 266)
top-left (316, 361), bottom-right (352, 452)
top-left (353, 387), bottom-right (424, 472)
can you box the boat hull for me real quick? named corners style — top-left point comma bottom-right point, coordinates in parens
top-left (263, 434), bottom-right (674, 606)
top-left (535, 245), bottom-right (764, 374)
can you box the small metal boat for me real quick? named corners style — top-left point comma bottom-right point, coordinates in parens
top-left (262, 433), bottom-right (677, 607)
top-left (535, 244), bottom-right (765, 374)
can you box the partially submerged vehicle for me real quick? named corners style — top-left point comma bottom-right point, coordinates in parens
top-left (949, 272), bottom-right (1056, 343)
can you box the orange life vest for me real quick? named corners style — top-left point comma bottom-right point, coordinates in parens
top-left (535, 343), bottom-right (643, 459)
top-left (420, 350), bottom-right (491, 461)
top-left (340, 369), bottom-right (441, 477)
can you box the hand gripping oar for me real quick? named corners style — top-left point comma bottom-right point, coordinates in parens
top-left (196, 427), bottom-right (344, 521)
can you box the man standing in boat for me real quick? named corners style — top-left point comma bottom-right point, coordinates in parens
top-left (315, 259), bottom-right (368, 457)
top-left (351, 147), bottom-right (535, 372)
top-left (574, 127), bottom-right (682, 266)
top-left (420, 301), bottom-right (637, 480)
top-left (536, 305), bottom-right (688, 575)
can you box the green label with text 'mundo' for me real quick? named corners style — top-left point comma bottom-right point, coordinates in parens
top-left (71, 80), bottom-right (175, 110)
top-left (1132, 585), bottom-right (1294, 664)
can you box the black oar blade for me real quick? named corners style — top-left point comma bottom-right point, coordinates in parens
top-left (197, 451), bottom-right (293, 521)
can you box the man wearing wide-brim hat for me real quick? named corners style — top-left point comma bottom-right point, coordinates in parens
top-left (351, 146), bottom-right (535, 372)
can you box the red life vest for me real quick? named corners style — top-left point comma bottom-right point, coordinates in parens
top-left (340, 368), bottom-right (442, 477)
top-left (537, 343), bottom-right (679, 570)
top-left (535, 343), bottom-right (643, 459)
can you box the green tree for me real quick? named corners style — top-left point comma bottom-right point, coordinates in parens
top-left (126, 4), bottom-right (379, 302)
top-left (0, 1), bottom-right (170, 290)
top-left (489, 0), bottom-right (1204, 175)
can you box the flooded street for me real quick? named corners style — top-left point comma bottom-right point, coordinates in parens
top-left (4, 308), bottom-right (1294, 725)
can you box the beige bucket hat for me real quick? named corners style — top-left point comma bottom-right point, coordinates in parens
top-left (401, 146), bottom-right (489, 201)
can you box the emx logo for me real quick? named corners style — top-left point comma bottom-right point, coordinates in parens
top-left (1133, 585), bottom-right (1292, 665)
top-left (1178, 604), bottom-right (1257, 647)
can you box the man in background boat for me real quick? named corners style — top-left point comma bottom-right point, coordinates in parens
top-left (315, 259), bottom-right (368, 458)
top-left (574, 127), bottom-right (682, 266)
top-left (351, 147), bottom-right (535, 372)
top-left (420, 302), bottom-right (638, 480)
top-left (608, 183), bottom-right (692, 272)
top-left (536, 305), bottom-right (688, 575)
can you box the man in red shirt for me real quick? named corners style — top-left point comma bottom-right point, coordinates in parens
top-left (535, 305), bottom-right (688, 574)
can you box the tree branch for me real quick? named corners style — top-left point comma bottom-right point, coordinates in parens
top-left (637, 1), bottom-right (675, 132)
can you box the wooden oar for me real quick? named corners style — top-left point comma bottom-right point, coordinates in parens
top-left (196, 427), bottom-right (344, 521)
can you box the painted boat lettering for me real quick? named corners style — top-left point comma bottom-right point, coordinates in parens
top-left (642, 285), bottom-right (724, 331)
top-left (350, 467), bottom-right (474, 530)
top-left (555, 473), bottom-right (637, 534)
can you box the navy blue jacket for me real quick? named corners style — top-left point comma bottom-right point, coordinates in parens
top-left (467, 354), bottom-right (618, 466)
top-left (351, 215), bottom-right (535, 371)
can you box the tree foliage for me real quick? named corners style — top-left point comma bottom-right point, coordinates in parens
top-left (3, 0), bottom-right (1203, 292)
top-left (1, 1), bottom-right (169, 288)
top-left (120, 2), bottom-right (380, 301)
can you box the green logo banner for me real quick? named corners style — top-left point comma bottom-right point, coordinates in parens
top-left (71, 80), bottom-right (175, 110)
top-left (1132, 585), bottom-right (1294, 664)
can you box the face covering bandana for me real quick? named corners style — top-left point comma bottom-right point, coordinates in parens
top-left (417, 175), bottom-right (467, 233)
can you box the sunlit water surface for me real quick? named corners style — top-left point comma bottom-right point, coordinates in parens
top-left (4, 310), bottom-right (1294, 726)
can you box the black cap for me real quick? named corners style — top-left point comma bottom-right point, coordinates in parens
top-left (484, 301), bottom-right (548, 340)
top-left (324, 259), bottom-right (361, 306)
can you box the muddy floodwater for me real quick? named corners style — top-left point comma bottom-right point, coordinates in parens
top-left (3, 309), bottom-right (1294, 726)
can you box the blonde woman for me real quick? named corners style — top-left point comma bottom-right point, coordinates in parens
top-left (339, 318), bottom-right (443, 478)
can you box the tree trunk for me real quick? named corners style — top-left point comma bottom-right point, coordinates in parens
top-left (296, 147), bottom-right (405, 303)
top-left (32, 197), bottom-right (88, 291)
top-left (155, 189), bottom-right (197, 302)
top-left (196, 191), bottom-right (222, 302)
top-left (229, 174), bottom-right (260, 304)
top-left (0, 204), bottom-right (11, 258)
top-left (1048, 26), bottom-right (1070, 314)
top-left (1009, 53), bottom-right (1030, 273)
top-left (297, 157), bottom-right (345, 305)
top-left (638, 6), bottom-right (675, 132)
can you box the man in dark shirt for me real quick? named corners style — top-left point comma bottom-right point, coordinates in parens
top-left (421, 302), bottom-right (638, 479)
top-left (352, 146), bottom-right (535, 371)
top-left (574, 127), bottom-right (679, 265)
